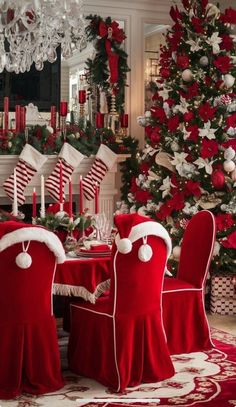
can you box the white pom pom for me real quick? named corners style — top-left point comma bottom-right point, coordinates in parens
top-left (16, 252), bottom-right (32, 269)
top-left (199, 56), bottom-right (209, 66)
top-left (138, 244), bottom-right (153, 262)
top-left (117, 238), bottom-right (132, 254)
top-left (224, 74), bottom-right (235, 89)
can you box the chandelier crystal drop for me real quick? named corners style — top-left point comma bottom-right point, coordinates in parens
top-left (0, 0), bottom-right (87, 74)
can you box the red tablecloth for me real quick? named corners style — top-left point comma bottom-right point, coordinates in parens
top-left (53, 256), bottom-right (111, 303)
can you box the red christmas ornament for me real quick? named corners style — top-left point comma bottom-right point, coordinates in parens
top-left (211, 170), bottom-right (225, 189)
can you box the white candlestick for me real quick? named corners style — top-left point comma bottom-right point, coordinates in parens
top-left (40, 175), bottom-right (45, 218)
top-left (13, 169), bottom-right (18, 216)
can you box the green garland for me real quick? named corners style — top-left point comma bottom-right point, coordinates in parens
top-left (0, 122), bottom-right (135, 156)
top-left (85, 15), bottom-right (130, 113)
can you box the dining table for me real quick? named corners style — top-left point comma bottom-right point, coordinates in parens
top-left (53, 253), bottom-right (111, 304)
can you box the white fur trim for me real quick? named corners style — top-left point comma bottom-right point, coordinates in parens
top-left (0, 227), bottom-right (66, 264)
top-left (96, 144), bottom-right (117, 170)
top-left (20, 143), bottom-right (47, 170)
top-left (59, 142), bottom-right (84, 168)
top-left (115, 221), bottom-right (172, 257)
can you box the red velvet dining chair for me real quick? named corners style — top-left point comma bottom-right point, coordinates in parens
top-left (162, 210), bottom-right (216, 355)
top-left (0, 220), bottom-right (66, 399)
top-left (68, 213), bottom-right (175, 392)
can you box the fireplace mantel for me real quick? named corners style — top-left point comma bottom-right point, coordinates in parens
top-left (0, 154), bottom-right (129, 222)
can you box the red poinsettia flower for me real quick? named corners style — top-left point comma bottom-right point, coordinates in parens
top-left (215, 213), bottom-right (234, 231)
top-left (168, 191), bottom-right (185, 210)
top-left (200, 139), bottom-right (219, 159)
top-left (176, 54), bottom-right (190, 69)
top-left (145, 125), bottom-right (161, 145)
top-left (183, 111), bottom-right (194, 122)
top-left (180, 82), bottom-right (199, 100)
top-left (140, 162), bottom-right (151, 175)
top-left (222, 139), bottom-right (236, 151)
top-left (201, 0), bottom-right (208, 10)
top-left (167, 115), bottom-right (180, 132)
top-left (160, 67), bottom-right (171, 79)
top-left (205, 76), bottom-right (212, 86)
top-left (220, 34), bottom-right (234, 51)
top-left (182, 0), bottom-right (190, 9)
top-left (184, 180), bottom-right (202, 197)
top-left (226, 112), bottom-right (236, 129)
top-left (135, 189), bottom-right (152, 204)
top-left (150, 106), bottom-right (167, 123)
top-left (130, 177), bottom-right (138, 193)
top-left (156, 202), bottom-right (173, 221)
top-left (186, 124), bottom-right (199, 142)
top-left (170, 5), bottom-right (182, 22)
top-left (198, 102), bottom-right (217, 122)
top-left (221, 231), bottom-right (236, 248)
top-left (165, 98), bottom-right (175, 107)
top-left (213, 56), bottom-right (231, 74)
top-left (191, 17), bottom-right (204, 33)
top-left (221, 8), bottom-right (236, 24)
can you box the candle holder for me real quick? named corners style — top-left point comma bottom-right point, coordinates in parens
top-left (32, 217), bottom-right (37, 225)
top-left (107, 94), bottom-right (121, 142)
top-left (60, 116), bottom-right (66, 140)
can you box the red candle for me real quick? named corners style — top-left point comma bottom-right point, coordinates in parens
top-left (4, 96), bottom-right (9, 135)
top-left (15, 105), bottom-right (21, 134)
top-left (32, 188), bottom-right (37, 218)
top-left (20, 106), bottom-right (26, 132)
top-left (78, 90), bottom-right (86, 104)
top-left (120, 113), bottom-right (128, 128)
top-left (95, 182), bottom-right (99, 214)
top-left (96, 112), bottom-right (104, 128)
top-left (69, 177), bottom-right (73, 220)
top-left (59, 160), bottom-right (63, 204)
top-left (50, 105), bottom-right (56, 130)
top-left (79, 175), bottom-right (84, 214)
top-left (60, 101), bottom-right (68, 117)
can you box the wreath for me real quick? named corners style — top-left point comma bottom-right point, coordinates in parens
top-left (85, 15), bottom-right (130, 113)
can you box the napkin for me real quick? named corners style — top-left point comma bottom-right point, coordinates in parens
top-left (90, 244), bottom-right (111, 251)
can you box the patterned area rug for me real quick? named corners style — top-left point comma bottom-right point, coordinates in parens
top-left (1, 328), bottom-right (236, 407)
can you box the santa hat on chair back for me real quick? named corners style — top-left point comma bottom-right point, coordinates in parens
top-left (114, 213), bottom-right (172, 262)
top-left (0, 221), bottom-right (65, 269)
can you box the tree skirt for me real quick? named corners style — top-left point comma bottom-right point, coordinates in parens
top-left (1, 328), bottom-right (236, 407)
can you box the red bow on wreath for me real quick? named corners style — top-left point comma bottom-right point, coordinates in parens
top-left (98, 20), bottom-right (126, 85)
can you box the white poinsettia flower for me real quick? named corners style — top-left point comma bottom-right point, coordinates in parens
top-left (137, 115), bottom-right (147, 127)
top-left (170, 152), bottom-right (188, 171)
top-left (145, 110), bottom-right (151, 118)
top-left (137, 206), bottom-right (148, 216)
top-left (227, 127), bottom-right (236, 136)
top-left (206, 32), bottom-right (222, 54)
top-left (186, 38), bottom-right (202, 52)
top-left (146, 200), bottom-right (161, 212)
top-left (158, 87), bottom-right (170, 100)
top-left (183, 202), bottom-right (199, 215)
top-left (127, 193), bottom-right (135, 203)
top-left (163, 101), bottom-right (171, 117)
top-left (173, 97), bottom-right (189, 114)
top-left (224, 146), bottom-right (236, 161)
top-left (129, 205), bottom-right (137, 213)
top-left (199, 121), bottom-right (217, 139)
top-left (142, 145), bottom-right (158, 159)
top-left (73, 217), bottom-right (81, 226)
top-left (212, 240), bottom-right (221, 257)
top-left (159, 176), bottom-right (173, 198)
top-left (194, 157), bottom-right (214, 174)
top-left (177, 162), bottom-right (198, 178)
top-left (182, 125), bottom-right (192, 140)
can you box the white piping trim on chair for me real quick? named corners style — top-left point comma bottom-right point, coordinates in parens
top-left (112, 250), bottom-right (121, 392)
top-left (70, 304), bottom-right (112, 318)
top-left (162, 287), bottom-right (203, 294)
top-left (51, 261), bottom-right (57, 316)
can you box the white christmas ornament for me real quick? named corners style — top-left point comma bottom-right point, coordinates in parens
top-left (223, 160), bottom-right (236, 173)
top-left (117, 238), bottom-right (132, 254)
top-left (199, 56), bottom-right (209, 66)
top-left (16, 252), bottom-right (32, 269)
top-left (138, 243), bottom-right (153, 262)
top-left (172, 245), bottom-right (181, 260)
top-left (224, 74), bottom-right (235, 89)
top-left (224, 146), bottom-right (235, 161)
top-left (182, 69), bottom-right (193, 82)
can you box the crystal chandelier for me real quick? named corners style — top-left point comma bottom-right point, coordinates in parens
top-left (0, 0), bottom-right (87, 74)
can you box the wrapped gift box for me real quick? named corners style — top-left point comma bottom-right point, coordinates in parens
top-left (210, 295), bottom-right (236, 315)
top-left (211, 275), bottom-right (236, 297)
top-left (210, 275), bottom-right (236, 315)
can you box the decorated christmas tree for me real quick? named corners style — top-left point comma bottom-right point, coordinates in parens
top-left (121, 0), bottom-right (236, 275)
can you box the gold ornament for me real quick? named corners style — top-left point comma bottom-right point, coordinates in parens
top-left (197, 193), bottom-right (222, 209)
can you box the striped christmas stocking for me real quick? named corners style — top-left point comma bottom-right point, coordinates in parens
top-left (45, 142), bottom-right (84, 202)
top-left (3, 144), bottom-right (47, 206)
top-left (83, 144), bottom-right (117, 200)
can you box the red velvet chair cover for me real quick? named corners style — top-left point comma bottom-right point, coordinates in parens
top-left (162, 210), bottom-right (216, 355)
top-left (0, 221), bottom-right (66, 399)
top-left (68, 213), bottom-right (174, 392)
